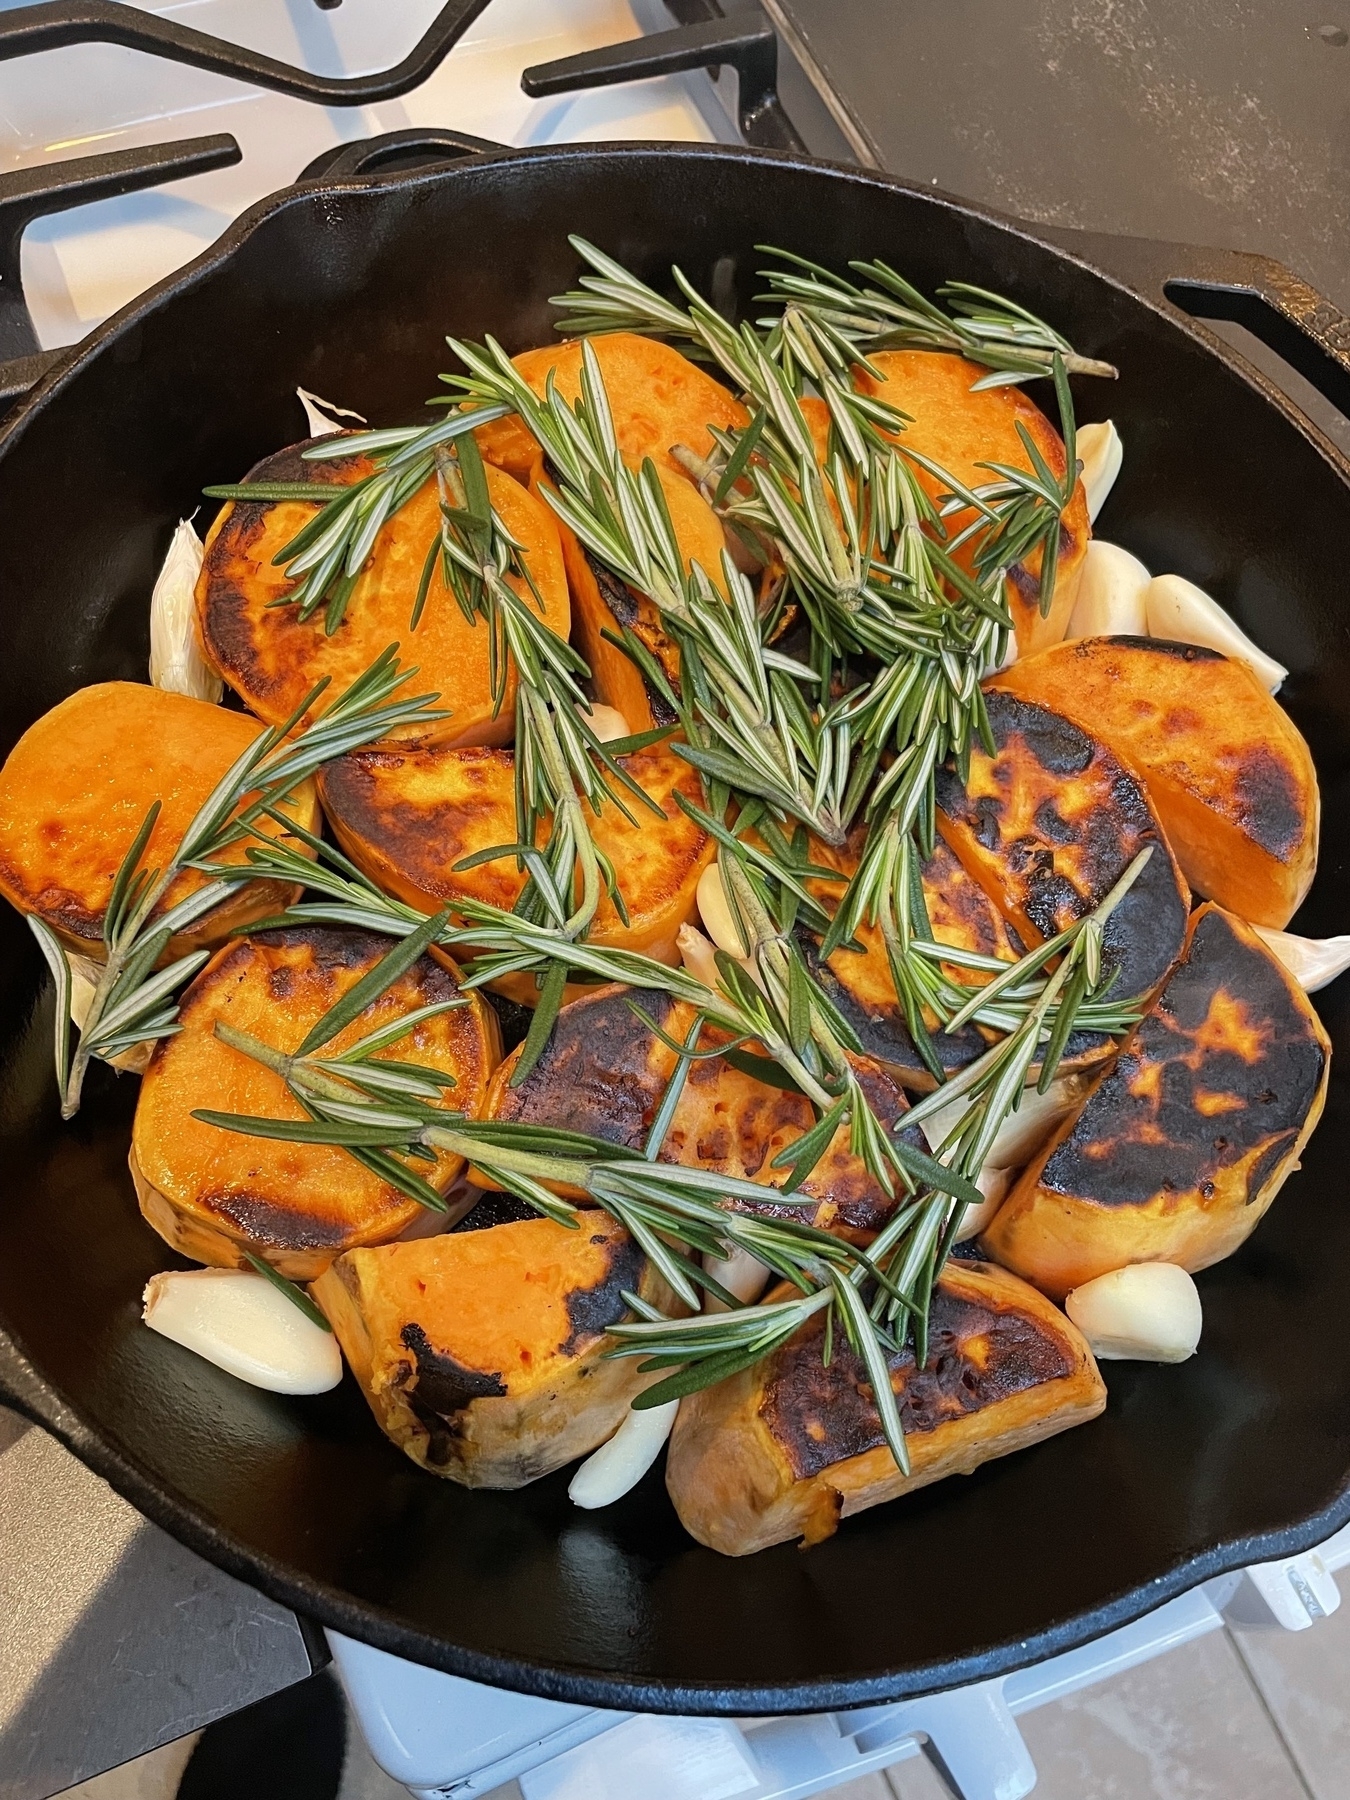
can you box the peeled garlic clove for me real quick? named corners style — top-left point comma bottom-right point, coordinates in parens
top-left (1253, 925), bottom-right (1350, 993)
top-left (918, 1072), bottom-right (1086, 1171)
top-left (696, 860), bottom-right (749, 957)
top-left (148, 520), bottom-right (222, 704)
top-left (68, 952), bottom-right (153, 1074)
top-left (677, 922), bottom-right (722, 989)
top-left (569, 1399), bottom-right (680, 1509)
top-left (954, 1166), bottom-right (1012, 1242)
top-left (1065, 1263), bottom-right (1202, 1363)
top-left (1064, 539), bottom-right (1150, 641)
top-left (1077, 420), bottom-right (1123, 522)
top-left (297, 386), bottom-right (367, 438)
top-left (703, 1244), bottom-right (772, 1312)
top-left (575, 702), bottom-right (632, 744)
top-left (1145, 573), bottom-right (1287, 693)
top-left (143, 1269), bottom-right (342, 1394)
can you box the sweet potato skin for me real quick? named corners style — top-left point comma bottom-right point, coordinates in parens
top-left (990, 636), bottom-right (1319, 928)
top-left (197, 443), bottom-right (569, 746)
top-left (981, 904), bottom-right (1331, 1298)
top-left (318, 739), bottom-right (714, 968)
top-left (311, 1214), bottom-right (678, 1487)
top-left (666, 1259), bottom-right (1105, 1554)
top-left (132, 926), bottom-right (500, 1278)
top-left (936, 689), bottom-right (1191, 1003)
top-left (0, 682), bottom-right (318, 958)
top-left (854, 350), bottom-right (1090, 655)
top-left (486, 982), bottom-right (920, 1237)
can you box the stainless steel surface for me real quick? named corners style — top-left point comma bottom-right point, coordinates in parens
top-left (0, 1407), bottom-right (314, 1800)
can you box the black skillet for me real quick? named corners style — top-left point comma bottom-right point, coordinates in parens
top-left (0, 139), bottom-right (1349, 1715)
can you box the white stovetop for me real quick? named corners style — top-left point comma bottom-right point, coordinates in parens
top-left (0, 0), bottom-right (736, 350)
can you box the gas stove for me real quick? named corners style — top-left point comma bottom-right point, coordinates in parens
top-left (1, 6), bottom-right (1347, 1799)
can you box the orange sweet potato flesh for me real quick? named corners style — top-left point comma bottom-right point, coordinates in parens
top-left (990, 636), bottom-right (1319, 929)
top-left (485, 982), bottom-right (919, 1238)
top-left (475, 332), bottom-right (749, 484)
top-left (981, 905), bottom-right (1330, 1298)
top-left (318, 740), bottom-right (715, 970)
top-left (197, 443), bottom-right (569, 746)
top-left (854, 351), bottom-right (1090, 655)
top-left (131, 926), bottom-right (500, 1278)
top-left (311, 1214), bottom-right (679, 1486)
top-left (935, 689), bottom-right (1190, 1004)
top-left (666, 1259), bottom-right (1105, 1554)
top-left (0, 682), bottom-right (319, 959)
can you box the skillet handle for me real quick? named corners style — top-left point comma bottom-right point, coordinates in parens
top-left (1039, 225), bottom-right (1350, 422)
top-left (297, 129), bottom-right (506, 184)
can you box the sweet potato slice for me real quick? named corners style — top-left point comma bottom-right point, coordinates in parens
top-left (197, 444), bottom-right (569, 746)
top-left (936, 690), bottom-right (1190, 1003)
top-left (486, 982), bottom-right (919, 1238)
top-left (311, 1213), bottom-right (678, 1486)
top-left (981, 904), bottom-right (1330, 1298)
top-left (854, 350), bottom-right (1090, 655)
top-left (0, 682), bottom-right (319, 959)
top-left (476, 332), bottom-right (749, 484)
top-left (318, 739), bottom-right (714, 969)
top-left (666, 1258), bottom-right (1105, 1554)
top-left (990, 636), bottom-right (1319, 928)
top-left (131, 926), bottom-right (500, 1279)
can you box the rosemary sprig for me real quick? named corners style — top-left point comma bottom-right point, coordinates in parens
top-left (29, 647), bottom-right (444, 1120)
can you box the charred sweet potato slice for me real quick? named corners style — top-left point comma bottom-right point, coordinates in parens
top-left (799, 830), bottom-right (1026, 1092)
top-left (197, 444), bottom-right (569, 746)
top-left (475, 332), bottom-right (749, 484)
top-left (936, 690), bottom-right (1190, 1003)
top-left (990, 636), bottom-right (1319, 928)
top-left (981, 904), bottom-right (1331, 1298)
top-left (318, 739), bottom-right (714, 969)
top-left (854, 350), bottom-right (1090, 655)
top-left (0, 682), bottom-right (319, 959)
top-left (311, 1213), bottom-right (678, 1487)
top-left (548, 463), bottom-right (728, 732)
top-left (486, 982), bottom-right (919, 1238)
top-left (666, 1258), bottom-right (1105, 1554)
top-left (131, 926), bottom-right (500, 1279)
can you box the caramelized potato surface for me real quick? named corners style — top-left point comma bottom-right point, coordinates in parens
top-left (319, 739), bottom-right (714, 968)
top-left (666, 1259), bottom-right (1105, 1554)
top-left (936, 690), bottom-right (1190, 1003)
top-left (991, 636), bottom-right (1319, 928)
top-left (854, 351), bottom-right (1090, 655)
top-left (312, 1214), bottom-right (677, 1486)
top-left (198, 444), bottom-right (568, 746)
top-left (981, 905), bottom-right (1331, 1297)
top-left (132, 927), bottom-right (499, 1278)
top-left (474, 332), bottom-right (749, 483)
top-left (0, 682), bottom-right (318, 958)
top-left (486, 983), bottom-right (918, 1237)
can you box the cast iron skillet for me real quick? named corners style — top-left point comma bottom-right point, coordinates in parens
top-left (0, 141), bottom-right (1349, 1715)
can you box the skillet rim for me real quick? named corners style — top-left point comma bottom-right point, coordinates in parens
top-left (0, 138), bottom-right (1348, 1714)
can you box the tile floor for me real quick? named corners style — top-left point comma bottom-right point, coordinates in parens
top-left (55, 1578), bottom-right (1350, 1800)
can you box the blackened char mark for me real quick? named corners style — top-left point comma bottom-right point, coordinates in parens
top-left (499, 985), bottom-right (679, 1149)
top-left (1041, 909), bottom-right (1326, 1207)
top-left (762, 1277), bottom-right (1076, 1480)
top-left (985, 691), bottom-right (1094, 778)
top-left (797, 931), bottom-right (988, 1082)
top-left (400, 1321), bottom-right (506, 1416)
top-left (562, 1234), bottom-right (646, 1354)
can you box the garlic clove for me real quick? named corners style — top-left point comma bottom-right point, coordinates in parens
top-left (1064, 540), bottom-right (1151, 641)
top-left (917, 1072), bottom-right (1087, 1172)
top-left (1253, 925), bottom-right (1350, 993)
top-left (297, 386), bottom-right (367, 439)
top-left (569, 1399), bottom-right (680, 1509)
top-left (148, 520), bottom-right (222, 704)
top-left (1065, 1263), bottom-right (1202, 1363)
top-left (575, 702), bottom-right (632, 744)
top-left (143, 1268), bottom-right (342, 1394)
top-left (677, 922), bottom-right (722, 989)
top-left (703, 1244), bottom-right (772, 1312)
top-left (1145, 573), bottom-right (1287, 693)
top-left (68, 952), bottom-right (153, 1074)
top-left (954, 1165), bottom-right (1012, 1242)
top-left (1077, 420), bottom-right (1123, 523)
top-left (696, 860), bottom-right (749, 958)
